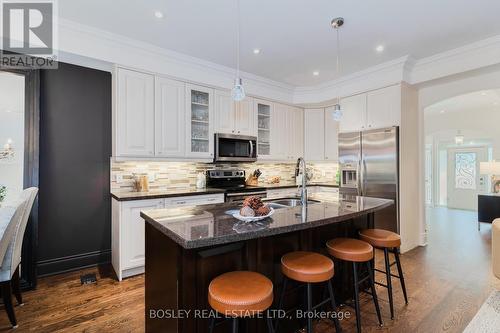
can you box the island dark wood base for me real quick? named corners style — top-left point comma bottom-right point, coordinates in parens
top-left (145, 214), bottom-right (374, 333)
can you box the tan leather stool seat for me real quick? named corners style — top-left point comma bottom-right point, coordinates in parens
top-left (326, 238), bottom-right (373, 262)
top-left (281, 251), bottom-right (334, 283)
top-left (359, 229), bottom-right (401, 248)
top-left (208, 271), bottom-right (273, 316)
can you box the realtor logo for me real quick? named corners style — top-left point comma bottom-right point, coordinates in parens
top-left (1, 0), bottom-right (58, 68)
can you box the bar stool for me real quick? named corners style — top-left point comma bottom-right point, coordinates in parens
top-left (208, 271), bottom-right (274, 333)
top-left (278, 251), bottom-right (342, 333)
top-left (326, 238), bottom-right (382, 333)
top-left (359, 229), bottom-right (408, 319)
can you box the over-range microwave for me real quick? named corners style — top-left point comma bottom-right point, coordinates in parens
top-left (214, 133), bottom-right (257, 162)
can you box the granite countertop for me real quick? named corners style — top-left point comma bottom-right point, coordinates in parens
top-left (111, 183), bottom-right (338, 201)
top-left (259, 182), bottom-right (339, 189)
top-left (111, 187), bottom-right (226, 201)
top-left (140, 195), bottom-right (393, 249)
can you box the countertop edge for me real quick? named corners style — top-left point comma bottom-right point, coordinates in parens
top-left (111, 183), bottom-right (338, 201)
top-left (142, 199), bottom-right (393, 250)
top-left (111, 189), bottom-right (226, 201)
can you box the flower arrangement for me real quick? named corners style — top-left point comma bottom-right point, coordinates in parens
top-left (0, 185), bottom-right (6, 203)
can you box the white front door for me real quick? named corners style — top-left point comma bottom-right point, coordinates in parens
top-left (447, 147), bottom-right (488, 210)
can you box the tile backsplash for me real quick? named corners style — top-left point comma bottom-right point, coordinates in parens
top-left (111, 160), bottom-right (338, 193)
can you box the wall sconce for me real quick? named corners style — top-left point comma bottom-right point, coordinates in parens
top-left (0, 139), bottom-right (14, 160)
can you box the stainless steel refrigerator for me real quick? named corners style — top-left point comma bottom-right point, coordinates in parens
top-left (338, 126), bottom-right (399, 233)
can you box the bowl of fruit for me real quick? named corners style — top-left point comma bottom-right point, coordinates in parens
top-left (232, 196), bottom-right (274, 222)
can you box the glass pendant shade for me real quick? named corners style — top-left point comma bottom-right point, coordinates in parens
top-left (231, 78), bottom-right (245, 101)
top-left (332, 103), bottom-right (343, 121)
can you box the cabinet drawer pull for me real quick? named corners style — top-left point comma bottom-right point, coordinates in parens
top-left (175, 201), bottom-right (187, 204)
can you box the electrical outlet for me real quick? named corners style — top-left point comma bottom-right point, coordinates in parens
top-left (115, 173), bottom-right (124, 183)
top-left (148, 172), bottom-right (156, 182)
top-left (322, 170), bottom-right (326, 177)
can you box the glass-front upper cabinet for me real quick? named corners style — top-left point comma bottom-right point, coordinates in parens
top-left (185, 84), bottom-right (214, 158)
top-left (254, 99), bottom-right (272, 159)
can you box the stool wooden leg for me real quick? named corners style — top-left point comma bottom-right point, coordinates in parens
top-left (394, 248), bottom-right (409, 304)
top-left (327, 280), bottom-right (342, 332)
top-left (352, 262), bottom-right (361, 333)
top-left (367, 261), bottom-right (383, 326)
top-left (306, 283), bottom-right (313, 333)
top-left (383, 248), bottom-right (395, 319)
top-left (232, 317), bottom-right (238, 333)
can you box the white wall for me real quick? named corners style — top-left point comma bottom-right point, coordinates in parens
top-left (417, 65), bottom-right (500, 243)
top-left (0, 72), bottom-right (25, 202)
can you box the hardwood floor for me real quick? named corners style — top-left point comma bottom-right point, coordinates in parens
top-left (0, 207), bottom-right (498, 332)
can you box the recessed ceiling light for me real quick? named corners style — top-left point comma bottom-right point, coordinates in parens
top-left (481, 91), bottom-right (487, 96)
top-left (375, 45), bottom-right (385, 53)
top-left (440, 110), bottom-right (445, 113)
top-left (253, 48), bottom-right (260, 54)
top-left (313, 71), bottom-right (319, 76)
top-left (154, 10), bottom-right (164, 19)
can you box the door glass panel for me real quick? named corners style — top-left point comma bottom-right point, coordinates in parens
top-left (190, 89), bottom-right (210, 153)
top-left (257, 103), bottom-right (271, 155)
top-left (455, 152), bottom-right (476, 190)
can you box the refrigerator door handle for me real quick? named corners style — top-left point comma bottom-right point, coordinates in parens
top-left (358, 158), bottom-right (363, 196)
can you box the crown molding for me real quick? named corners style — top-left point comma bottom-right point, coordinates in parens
top-left (57, 19), bottom-right (295, 103)
top-left (56, 19), bottom-right (500, 105)
top-left (409, 34), bottom-right (500, 84)
top-left (293, 56), bottom-right (412, 105)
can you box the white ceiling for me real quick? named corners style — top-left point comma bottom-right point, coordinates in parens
top-left (425, 89), bottom-right (500, 115)
top-left (59, 0), bottom-right (500, 87)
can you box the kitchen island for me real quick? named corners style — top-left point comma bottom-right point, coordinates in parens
top-left (141, 195), bottom-right (393, 333)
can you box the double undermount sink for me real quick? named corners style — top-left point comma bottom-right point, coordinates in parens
top-left (265, 198), bottom-right (320, 209)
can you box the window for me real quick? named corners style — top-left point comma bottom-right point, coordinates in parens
top-left (455, 152), bottom-right (476, 190)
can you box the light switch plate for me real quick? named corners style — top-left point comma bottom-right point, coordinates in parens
top-left (115, 173), bottom-right (124, 183)
top-left (148, 172), bottom-right (156, 182)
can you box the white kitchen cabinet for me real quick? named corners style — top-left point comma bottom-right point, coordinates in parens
top-left (235, 98), bottom-right (257, 136)
top-left (324, 107), bottom-right (340, 161)
top-left (112, 193), bottom-right (224, 281)
top-left (112, 198), bottom-right (164, 281)
top-left (288, 106), bottom-right (304, 160)
top-left (164, 194), bottom-right (224, 207)
top-left (215, 90), bottom-right (235, 135)
top-left (366, 85), bottom-right (401, 129)
top-left (304, 109), bottom-right (325, 161)
top-left (339, 85), bottom-right (401, 133)
top-left (215, 91), bottom-right (256, 136)
top-left (270, 103), bottom-right (289, 160)
top-left (270, 103), bottom-right (304, 161)
top-left (266, 188), bottom-right (299, 199)
top-left (339, 93), bottom-right (367, 133)
top-left (115, 68), bottom-right (155, 157)
top-left (185, 84), bottom-right (215, 158)
top-left (255, 99), bottom-right (273, 159)
top-left (155, 77), bottom-right (186, 157)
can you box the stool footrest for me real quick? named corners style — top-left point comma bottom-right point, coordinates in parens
top-left (374, 268), bottom-right (401, 279)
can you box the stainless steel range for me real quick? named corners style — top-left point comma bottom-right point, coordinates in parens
top-left (206, 169), bottom-right (267, 203)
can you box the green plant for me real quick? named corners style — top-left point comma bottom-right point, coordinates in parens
top-left (0, 185), bottom-right (6, 203)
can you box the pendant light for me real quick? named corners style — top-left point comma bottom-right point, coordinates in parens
top-left (231, 0), bottom-right (245, 101)
top-left (331, 17), bottom-right (344, 121)
top-left (455, 130), bottom-right (464, 145)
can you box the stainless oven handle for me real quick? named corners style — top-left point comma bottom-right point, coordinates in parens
top-left (249, 141), bottom-right (254, 158)
top-left (226, 191), bottom-right (267, 197)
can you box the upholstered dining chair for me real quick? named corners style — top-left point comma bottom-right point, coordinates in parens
top-left (0, 187), bottom-right (38, 329)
